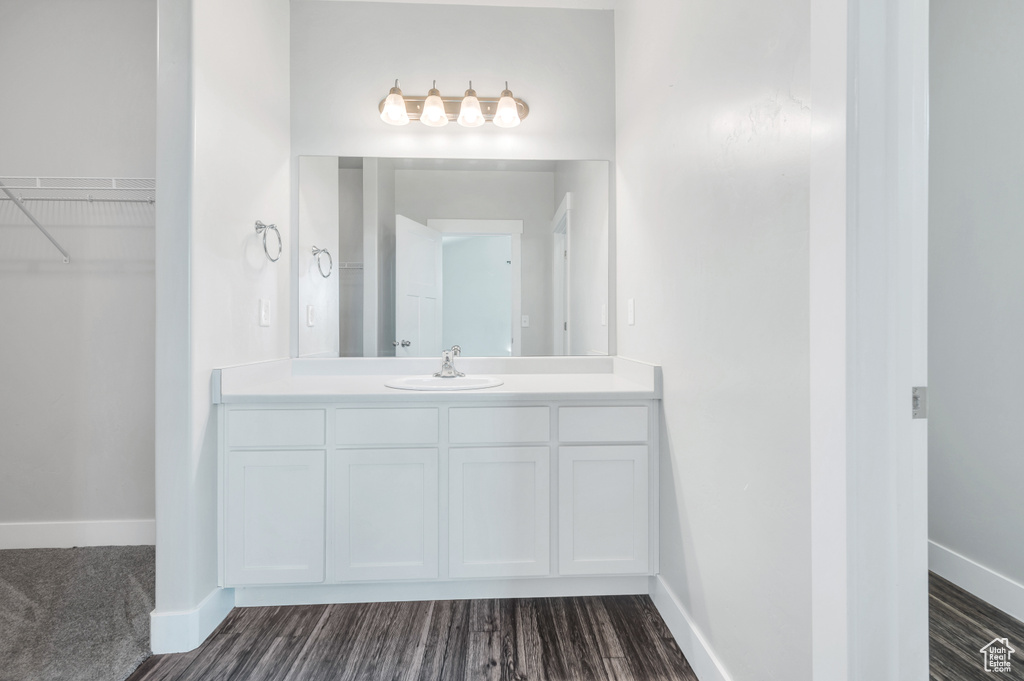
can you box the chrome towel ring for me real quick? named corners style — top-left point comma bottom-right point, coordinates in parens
top-left (312, 246), bottom-right (333, 278)
top-left (255, 221), bottom-right (282, 262)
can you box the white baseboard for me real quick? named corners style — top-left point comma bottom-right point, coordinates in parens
top-left (930, 540), bottom-right (1024, 624)
top-left (150, 587), bottom-right (236, 654)
top-left (144, 571), bottom-right (731, 669)
top-left (235, 575), bottom-right (649, 607)
top-left (0, 519), bottom-right (155, 549)
top-left (649, 575), bottom-right (733, 681)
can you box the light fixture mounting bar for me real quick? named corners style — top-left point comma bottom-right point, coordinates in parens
top-left (378, 95), bottom-right (529, 122)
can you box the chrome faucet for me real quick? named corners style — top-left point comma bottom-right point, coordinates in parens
top-left (434, 345), bottom-right (464, 378)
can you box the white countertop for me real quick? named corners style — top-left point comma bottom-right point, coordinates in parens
top-left (214, 357), bottom-right (661, 404)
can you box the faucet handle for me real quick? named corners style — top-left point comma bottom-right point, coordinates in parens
top-left (451, 345), bottom-right (461, 356)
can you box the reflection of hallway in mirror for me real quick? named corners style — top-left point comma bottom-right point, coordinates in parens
top-left (442, 234), bottom-right (513, 357)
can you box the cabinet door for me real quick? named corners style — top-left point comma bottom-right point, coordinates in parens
top-left (332, 449), bottom-right (438, 581)
top-left (558, 446), bottom-right (649, 575)
top-left (224, 450), bottom-right (325, 586)
top-left (449, 447), bottom-right (550, 578)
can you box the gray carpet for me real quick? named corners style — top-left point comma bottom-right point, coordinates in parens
top-left (0, 545), bottom-right (154, 681)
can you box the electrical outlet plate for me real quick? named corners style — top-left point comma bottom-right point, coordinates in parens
top-left (259, 298), bottom-right (271, 327)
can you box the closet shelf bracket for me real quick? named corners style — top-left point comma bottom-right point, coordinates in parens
top-left (0, 180), bottom-right (70, 263)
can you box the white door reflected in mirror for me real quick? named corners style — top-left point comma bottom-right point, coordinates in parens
top-left (395, 215), bottom-right (443, 358)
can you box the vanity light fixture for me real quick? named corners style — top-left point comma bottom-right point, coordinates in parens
top-left (493, 82), bottom-right (522, 128)
top-left (421, 81), bottom-right (449, 127)
top-left (379, 80), bottom-right (410, 126)
top-left (457, 82), bottom-right (484, 128)
top-left (378, 80), bottom-right (529, 127)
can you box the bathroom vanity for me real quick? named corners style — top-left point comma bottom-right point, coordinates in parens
top-left (214, 356), bottom-right (661, 605)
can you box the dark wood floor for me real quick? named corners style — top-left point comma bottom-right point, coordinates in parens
top-left (931, 572), bottom-right (1024, 680)
top-left (128, 595), bottom-right (698, 681)
top-left (130, 575), bottom-right (1024, 681)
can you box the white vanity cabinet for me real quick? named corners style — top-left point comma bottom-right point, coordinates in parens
top-left (222, 408), bottom-right (328, 586)
top-left (556, 406), bottom-right (652, 575)
top-left (218, 392), bottom-right (660, 596)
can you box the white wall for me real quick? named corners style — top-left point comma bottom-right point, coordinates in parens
top-left (395, 169), bottom-right (555, 355)
top-left (290, 1), bottom-right (614, 162)
top-left (0, 0), bottom-right (156, 177)
top-left (153, 0), bottom-right (291, 651)
top-left (615, 1), bottom-right (812, 680)
top-left (929, 0), bottom-right (1024, 600)
top-left (0, 0), bottom-right (156, 543)
top-left (554, 160), bottom-right (609, 356)
top-left (298, 156), bottom-right (341, 357)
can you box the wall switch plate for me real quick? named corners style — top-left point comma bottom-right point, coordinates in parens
top-left (306, 305), bottom-right (315, 327)
top-left (521, 315), bottom-right (530, 328)
top-left (259, 298), bottom-right (271, 327)
top-left (601, 304), bottom-right (608, 327)
top-left (627, 298), bottom-right (635, 326)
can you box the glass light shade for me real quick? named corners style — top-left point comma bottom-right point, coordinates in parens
top-left (493, 89), bottom-right (521, 128)
top-left (421, 87), bottom-right (449, 127)
top-left (457, 89), bottom-right (484, 127)
top-left (380, 87), bottom-right (409, 126)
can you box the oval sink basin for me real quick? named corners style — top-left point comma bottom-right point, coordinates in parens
top-left (385, 375), bottom-right (504, 391)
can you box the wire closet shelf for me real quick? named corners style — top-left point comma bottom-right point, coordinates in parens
top-left (0, 176), bottom-right (156, 264)
top-left (0, 176), bottom-right (156, 204)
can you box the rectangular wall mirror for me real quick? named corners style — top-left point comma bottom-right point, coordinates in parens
top-left (297, 157), bottom-right (610, 358)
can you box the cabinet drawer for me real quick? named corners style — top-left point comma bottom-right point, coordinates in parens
top-left (227, 409), bottom-right (326, 448)
top-left (336, 408), bottom-right (439, 445)
top-left (449, 407), bottom-right (549, 444)
top-left (558, 406), bottom-right (648, 442)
